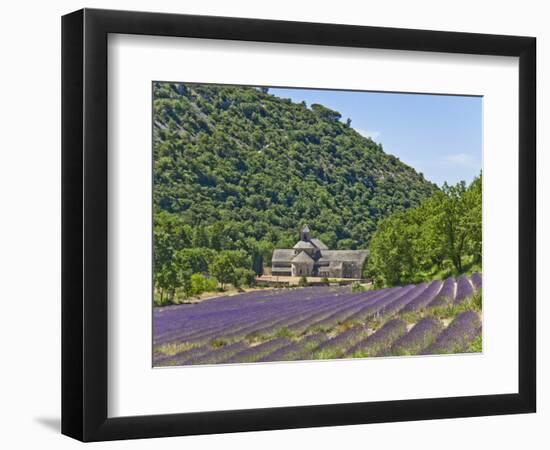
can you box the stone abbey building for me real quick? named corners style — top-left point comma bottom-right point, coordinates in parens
top-left (271, 225), bottom-right (368, 279)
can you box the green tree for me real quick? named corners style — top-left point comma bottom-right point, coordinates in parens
top-left (208, 250), bottom-right (252, 289)
top-left (154, 261), bottom-right (180, 304)
top-left (209, 253), bottom-right (236, 290)
top-left (192, 225), bottom-right (210, 248)
top-left (367, 175), bottom-right (482, 287)
top-left (462, 175), bottom-right (482, 264)
top-left (366, 212), bottom-right (420, 287)
top-left (176, 247), bottom-right (215, 274)
top-left (233, 268), bottom-right (256, 288)
top-left (251, 250), bottom-right (263, 276)
top-left (437, 179), bottom-right (481, 273)
top-left (180, 268), bottom-right (193, 299)
top-left (190, 273), bottom-right (206, 296)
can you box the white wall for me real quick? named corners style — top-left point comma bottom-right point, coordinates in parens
top-left (0, 0), bottom-right (546, 448)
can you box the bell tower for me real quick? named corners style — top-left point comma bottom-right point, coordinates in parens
top-left (300, 224), bottom-right (311, 241)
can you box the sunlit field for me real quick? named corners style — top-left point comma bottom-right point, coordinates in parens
top-left (153, 273), bottom-right (482, 367)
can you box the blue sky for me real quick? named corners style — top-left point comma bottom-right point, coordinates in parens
top-left (269, 87), bottom-right (482, 187)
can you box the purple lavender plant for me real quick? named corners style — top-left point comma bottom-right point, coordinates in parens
top-left (422, 311), bottom-right (481, 354)
top-left (378, 282), bottom-right (429, 317)
top-left (454, 274), bottom-right (474, 304)
top-left (157, 344), bottom-right (212, 367)
top-left (345, 285), bottom-right (416, 323)
top-left (183, 341), bottom-right (248, 365)
top-left (303, 291), bottom-right (381, 332)
top-left (401, 280), bottom-right (443, 313)
top-left (258, 333), bottom-right (329, 362)
top-left (389, 316), bottom-right (443, 356)
top-left (223, 337), bottom-right (292, 364)
top-left (470, 272), bottom-right (482, 291)
top-left (312, 324), bottom-right (370, 359)
top-left (345, 319), bottom-right (408, 358)
top-left (428, 277), bottom-right (456, 307)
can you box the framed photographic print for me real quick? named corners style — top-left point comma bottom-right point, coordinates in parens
top-left (62, 8), bottom-right (536, 442)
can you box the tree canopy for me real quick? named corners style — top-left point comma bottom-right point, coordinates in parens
top-left (366, 175), bottom-right (482, 288)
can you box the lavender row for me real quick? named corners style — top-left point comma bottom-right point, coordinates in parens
top-left (157, 344), bottom-right (212, 367)
top-left (296, 287), bottom-right (403, 333)
top-left (181, 342), bottom-right (249, 366)
top-left (388, 316), bottom-right (443, 356)
top-left (258, 333), bottom-right (329, 362)
top-left (345, 285), bottom-right (416, 324)
top-left (223, 337), bottom-right (292, 364)
top-left (304, 291), bottom-right (386, 327)
top-left (422, 311), bottom-right (481, 354)
top-left (378, 282), bottom-right (429, 318)
top-left (470, 272), bottom-right (482, 291)
top-left (345, 319), bottom-right (408, 358)
top-left (454, 274), bottom-right (474, 304)
top-left (428, 277), bottom-right (456, 307)
top-left (312, 324), bottom-right (370, 359)
top-left (400, 280), bottom-right (443, 313)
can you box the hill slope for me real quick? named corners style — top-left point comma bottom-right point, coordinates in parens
top-left (153, 82), bottom-right (437, 252)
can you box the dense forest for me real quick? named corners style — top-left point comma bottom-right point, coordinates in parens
top-left (367, 176), bottom-right (482, 288)
top-left (153, 82), bottom-right (440, 302)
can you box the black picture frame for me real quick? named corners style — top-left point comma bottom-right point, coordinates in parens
top-left (62, 8), bottom-right (536, 442)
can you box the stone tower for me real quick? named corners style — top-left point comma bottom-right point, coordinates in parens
top-left (300, 224), bottom-right (311, 241)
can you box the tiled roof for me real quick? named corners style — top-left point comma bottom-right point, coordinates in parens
top-left (272, 248), bottom-right (368, 264)
top-left (293, 240), bottom-right (315, 249)
top-left (310, 238), bottom-right (328, 250)
top-left (272, 249), bottom-right (295, 262)
top-left (291, 251), bottom-right (315, 263)
top-left (317, 250), bottom-right (369, 264)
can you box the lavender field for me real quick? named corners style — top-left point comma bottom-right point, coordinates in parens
top-left (153, 273), bottom-right (482, 367)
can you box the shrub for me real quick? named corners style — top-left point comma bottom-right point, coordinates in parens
top-left (203, 276), bottom-right (218, 292)
top-left (190, 273), bottom-right (206, 296)
top-left (234, 268), bottom-right (256, 288)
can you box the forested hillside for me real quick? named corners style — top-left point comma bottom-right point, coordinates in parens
top-left (153, 82), bottom-right (437, 257)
